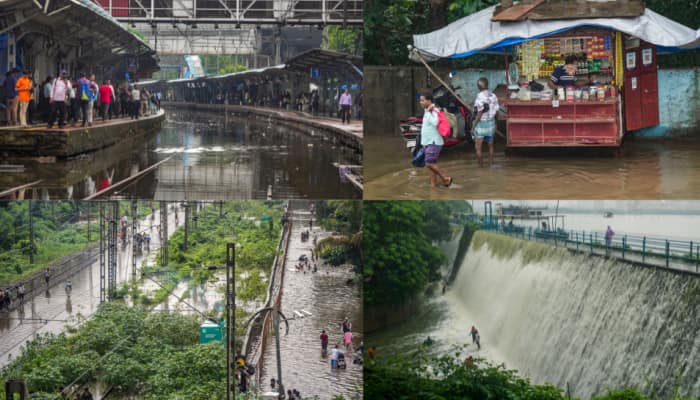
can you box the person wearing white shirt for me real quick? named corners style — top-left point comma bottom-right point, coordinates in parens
top-left (130, 85), bottom-right (140, 119)
top-left (48, 70), bottom-right (71, 128)
top-left (330, 345), bottom-right (341, 369)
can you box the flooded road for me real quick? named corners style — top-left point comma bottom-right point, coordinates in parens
top-left (364, 134), bottom-right (700, 199)
top-left (1, 109), bottom-right (361, 200)
top-left (0, 206), bottom-right (184, 368)
top-left (260, 209), bottom-right (363, 400)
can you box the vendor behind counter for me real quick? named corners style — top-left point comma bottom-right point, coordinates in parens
top-left (548, 55), bottom-right (597, 89)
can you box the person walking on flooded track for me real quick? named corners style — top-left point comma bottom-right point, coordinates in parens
top-left (342, 317), bottom-right (352, 333)
top-left (320, 330), bottom-right (329, 351)
top-left (471, 77), bottom-right (499, 167)
top-left (44, 268), bottom-right (51, 287)
top-left (330, 344), bottom-right (341, 369)
top-left (17, 284), bottom-right (25, 306)
top-left (419, 92), bottom-right (453, 188)
top-left (344, 329), bottom-right (353, 352)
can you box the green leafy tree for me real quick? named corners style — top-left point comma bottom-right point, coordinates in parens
top-left (363, 201), bottom-right (446, 307)
top-left (323, 26), bottom-right (362, 55)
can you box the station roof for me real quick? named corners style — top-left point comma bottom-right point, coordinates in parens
top-left (492, 0), bottom-right (645, 22)
top-left (0, 0), bottom-right (153, 56)
top-left (209, 64), bottom-right (287, 80)
top-left (284, 49), bottom-right (363, 80)
top-left (412, 5), bottom-right (700, 60)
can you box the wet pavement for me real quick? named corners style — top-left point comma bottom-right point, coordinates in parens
top-left (1, 108), bottom-right (361, 200)
top-left (0, 206), bottom-right (184, 368)
top-left (260, 209), bottom-right (363, 400)
top-left (364, 134), bottom-right (700, 199)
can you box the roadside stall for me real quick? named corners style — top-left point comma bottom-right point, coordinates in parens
top-left (410, 1), bottom-right (700, 148)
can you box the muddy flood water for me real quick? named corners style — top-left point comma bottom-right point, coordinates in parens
top-left (364, 133), bottom-right (700, 199)
top-left (0, 109), bottom-right (361, 200)
top-left (260, 210), bottom-right (362, 400)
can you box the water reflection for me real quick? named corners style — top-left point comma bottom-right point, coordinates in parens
top-left (1, 109), bottom-right (361, 200)
top-left (365, 134), bottom-right (700, 199)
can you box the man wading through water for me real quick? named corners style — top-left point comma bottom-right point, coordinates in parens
top-left (419, 92), bottom-right (453, 188)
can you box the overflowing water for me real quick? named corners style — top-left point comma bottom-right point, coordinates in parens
top-left (369, 230), bottom-right (700, 399)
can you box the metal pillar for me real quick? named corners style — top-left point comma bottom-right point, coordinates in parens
top-left (131, 200), bottom-right (138, 278)
top-left (245, 307), bottom-right (290, 400)
top-left (28, 200), bottom-right (34, 264)
top-left (226, 243), bottom-right (235, 400)
top-left (108, 202), bottom-right (118, 299)
top-left (184, 203), bottom-right (190, 250)
top-left (87, 202), bottom-right (91, 242)
top-left (99, 203), bottom-right (106, 303)
top-left (160, 201), bottom-right (169, 266)
top-left (484, 201), bottom-right (493, 227)
top-left (193, 203), bottom-right (198, 230)
top-left (274, 310), bottom-right (284, 400)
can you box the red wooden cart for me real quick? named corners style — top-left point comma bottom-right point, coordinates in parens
top-left (502, 29), bottom-right (659, 148)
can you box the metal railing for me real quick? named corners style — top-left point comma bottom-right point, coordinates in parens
top-left (241, 215), bottom-right (292, 387)
top-left (479, 221), bottom-right (700, 273)
top-left (92, 0), bottom-right (363, 25)
top-left (0, 244), bottom-right (100, 311)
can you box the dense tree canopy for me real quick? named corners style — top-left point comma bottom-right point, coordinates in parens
top-left (365, 350), bottom-right (693, 400)
top-left (0, 303), bottom-right (225, 400)
top-left (364, 201), bottom-right (462, 307)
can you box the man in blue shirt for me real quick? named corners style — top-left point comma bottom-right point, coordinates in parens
top-left (548, 55), bottom-right (595, 90)
top-left (419, 92), bottom-right (453, 188)
top-left (4, 68), bottom-right (19, 126)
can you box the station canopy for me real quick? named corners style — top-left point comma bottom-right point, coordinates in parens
top-left (412, 5), bottom-right (700, 61)
top-left (284, 49), bottom-right (363, 81)
top-left (0, 0), bottom-right (153, 56)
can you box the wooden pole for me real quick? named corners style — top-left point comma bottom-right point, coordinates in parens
top-left (411, 48), bottom-right (471, 110)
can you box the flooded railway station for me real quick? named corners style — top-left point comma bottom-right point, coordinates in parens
top-left (0, 2), bottom-right (363, 201)
top-left (1, 107), bottom-right (362, 200)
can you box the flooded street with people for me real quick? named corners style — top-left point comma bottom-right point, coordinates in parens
top-left (1, 108), bottom-right (361, 200)
top-left (260, 208), bottom-right (363, 400)
top-left (364, 133), bottom-right (700, 199)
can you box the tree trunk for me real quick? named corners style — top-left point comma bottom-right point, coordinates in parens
top-left (430, 0), bottom-right (449, 29)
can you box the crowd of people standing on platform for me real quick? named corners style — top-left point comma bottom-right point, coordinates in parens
top-left (1, 68), bottom-right (162, 128)
top-left (165, 82), bottom-right (362, 121)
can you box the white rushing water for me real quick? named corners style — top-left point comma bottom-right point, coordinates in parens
top-left (450, 231), bottom-right (700, 399)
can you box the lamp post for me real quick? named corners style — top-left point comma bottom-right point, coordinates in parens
top-left (227, 243), bottom-right (235, 400)
top-left (245, 306), bottom-right (290, 400)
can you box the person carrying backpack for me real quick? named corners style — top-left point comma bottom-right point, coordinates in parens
top-left (418, 92), bottom-right (453, 188)
top-left (77, 73), bottom-right (96, 127)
